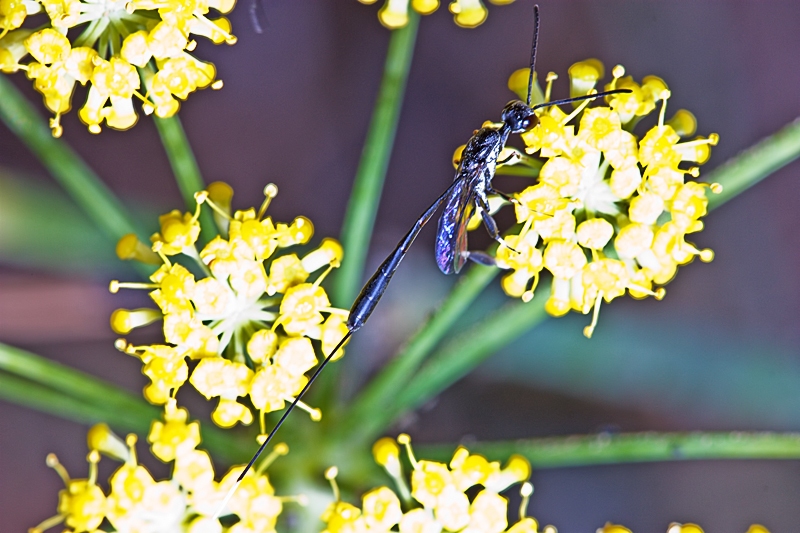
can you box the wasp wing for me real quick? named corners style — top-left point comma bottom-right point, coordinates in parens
top-left (435, 176), bottom-right (478, 275)
top-left (435, 125), bottom-right (506, 275)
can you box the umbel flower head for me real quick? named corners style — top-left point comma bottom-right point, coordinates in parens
top-left (0, 0), bottom-right (236, 136)
top-left (111, 182), bottom-right (350, 431)
top-left (29, 403), bottom-right (304, 533)
top-left (467, 59), bottom-right (720, 337)
top-left (358, 0), bottom-right (516, 29)
top-left (322, 434), bottom-right (540, 533)
top-left (600, 525), bottom-right (771, 533)
top-left (323, 434), bottom-right (771, 533)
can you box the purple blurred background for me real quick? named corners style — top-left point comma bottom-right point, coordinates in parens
top-left (2, 1), bottom-right (800, 531)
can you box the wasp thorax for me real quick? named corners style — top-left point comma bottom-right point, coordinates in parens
top-left (501, 101), bottom-right (537, 133)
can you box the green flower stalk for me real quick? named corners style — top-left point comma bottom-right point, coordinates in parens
top-left (334, 11), bottom-right (419, 308)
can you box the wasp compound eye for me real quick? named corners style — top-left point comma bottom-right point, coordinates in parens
top-left (502, 101), bottom-right (537, 133)
top-left (519, 113), bottom-right (538, 132)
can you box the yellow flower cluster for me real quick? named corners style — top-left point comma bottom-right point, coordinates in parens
top-left (111, 182), bottom-right (350, 430)
top-left (29, 401), bottom-right (302, 533)
top-left (601, 524), bottom-right (770, 533)
top-left (0, 0), bottom-right (235, 136)
top-left (358, 0), bottom-right (515, 29)
top-left (322, 434), bottom-right (540, 533)
top-left (323, 434), bottom-right (771, 533)
top-left (487, 60), bottom-right (720, 337)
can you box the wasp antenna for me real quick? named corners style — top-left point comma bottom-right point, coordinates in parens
top-left (526, 4), bottom-right (540, 107)
top-left (532, 88), bottom-right (633, 111)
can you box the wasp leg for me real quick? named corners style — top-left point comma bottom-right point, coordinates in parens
top-left (463, 250), bottom-right (497, 267)
top-left (477, 198), bottom-right (519, 254)
top-left (497, 153), bottom-right (518, 165)
top-left (487, 186), bottom-right (520, 205)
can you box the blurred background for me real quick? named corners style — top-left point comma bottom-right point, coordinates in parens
top-left (2, 0), bottom-right (800, 531)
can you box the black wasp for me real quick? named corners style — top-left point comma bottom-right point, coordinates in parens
top-left (346, 5), bottom-right (631, 328)
top-left (221, 4), bottom-right (632, 499)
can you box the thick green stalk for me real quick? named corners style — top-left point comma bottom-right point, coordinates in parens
top-left (332, 13), bottom-right (420, 307)
top-left (0, 76), bottom-right (141, 241)
top-left (0, 345), bottom-right (251, 462)
top-left (337, 265), bottom-right (496, 441)
top-left (363, 286), bottom-right (548, 442)
top-left (417, 432), bottom-right (800, 468)
top-left (0, 372), bottom-right (154, 429)
top-left (153, 115), bottom-right (215, 241)
top-left (0, 170), bottom-right (117, 271)
top-left (349, 114), bottom-right (800, 440)
top-left (707, 116), bottom-right (800, 209)
top-left (0, 343), bottom-right (152, 414)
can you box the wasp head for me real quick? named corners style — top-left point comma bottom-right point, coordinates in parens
top-left (501, 101), bottom-right (538, 133)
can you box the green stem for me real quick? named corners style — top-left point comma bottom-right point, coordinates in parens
top-left (332, 13), bottom-right (420, 307)
top-left (0, 169), bottom-right (118, 271)
top-left (336, 265), bottom-right (496, 442)
top-left (0, 76), bottom-right (142, 242)
top-left (0, 345), bottom-right (251, 462)
top-left (0, 371), bottom-right (154, 429)
top-left (417, 432), bottom-right (800, 468)
top-left (346, 115), bottom-right (800, 440)
top-left (0, 342), bottom-right (151, 414)
top-left (153, 115), bottom-right (215, 241)
top-left (373, 286), bottom-right (548, 440)
top-left (706, 116), bottom-right (800, 209)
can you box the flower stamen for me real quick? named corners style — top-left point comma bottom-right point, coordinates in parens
top-left (544, 72), bottom-right (557, 102)
top-left (519, 482), bottom-right (533, 521)
top-left (283, 396), bottom-right (322, 421)
top-left (45, 453), bottom-right (70, 485)
top-left (610, 64), bottom-right (625, 88)
top-left (151, 242), bottom-right (172, 266)
top-left (255, 442), bottom-right (288, 474)
top-left (561, 90), bottom-right (594, 125)
top-left (29, 514), bottom-right (64, 533)
top-left (679, 134), bottom-right (719, 149)
top-left (521, 272), bottom-right (539, 303)
top-left (658, 90), bottom-right (671, 127)
top-left (312, 261), bottom-right (340, 288)
top-left (191, 191), bottom-right (208, 222)
top-left (110, 308), bottom-right (162, 334)
top-left (279, 494), bottom-right (309, 505)
top-left (125, 434), bottom-right (138, 466)
top-left (257, 183), bottom-right (279, 220)
top-left (396, 433), bottom-right (419, 469)
top-left (325, 466), bottom-right (340, 502)
top-left (628, 284), bottom-right (666, 300)
top-left (108, 280), bottom-right (158, 293)
top-left (201, 194), bottom-right (233, 221)
top-left (583, 290), bottom-right (604, 339)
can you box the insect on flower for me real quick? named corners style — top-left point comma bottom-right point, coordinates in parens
top-left (219, 4), bottom-right (633, 508)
